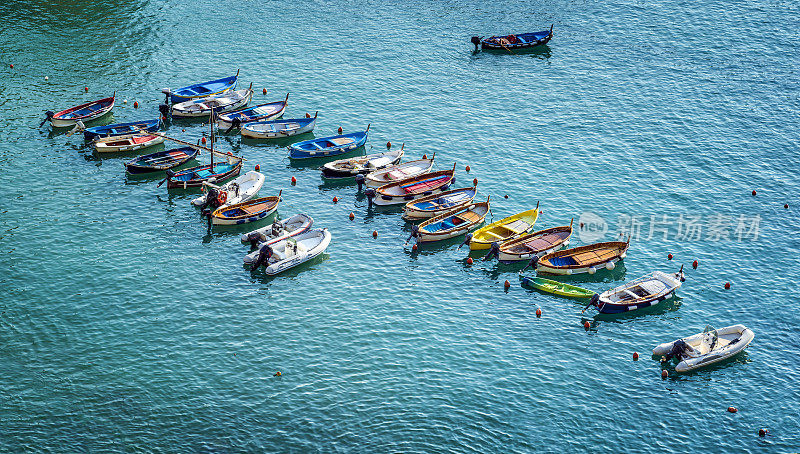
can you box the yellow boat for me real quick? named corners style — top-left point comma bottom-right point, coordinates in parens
top-left (468, 201), bottom-right (539, 250)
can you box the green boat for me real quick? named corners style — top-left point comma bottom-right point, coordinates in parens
top-left (520, 275), bottom-right (596, 299)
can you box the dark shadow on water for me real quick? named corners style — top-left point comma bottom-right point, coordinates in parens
top-left (247, 253), bottom-right (329, 284)
top-left (535, 262), bottom-right (628, 283)
top-left (123, 158), bottom-right (200, 185)
top-left (202, 211), bottom-right (279, 242)
top-left (471, 45), bottom-right (552, 60)
top-left (657, 350), bottom-right (752, 381)
top-left (241, 131), bottom-right (315, 148)
top-left (287, 146), bottom-right (365, 169)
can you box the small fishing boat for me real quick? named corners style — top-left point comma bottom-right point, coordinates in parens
top-left (209, 191), bottom-right (281, 225)
top-left (367, 164), bottom-right (456, 206)
top-left (216, 94), bottom-right (289, 131)
top-left (493, 220), bottom-right (573, 261)
top-left (472, 26), bottom-right (553, 51)
top-left (249, 228), bottom-right (332, 275)
top-left (520, 276), bottom-right (596, 299)
top-left (191, 170), bottom-right (265, 208)
top-left (162, 71), bottom-right (238, 104)
top-left (536, 240), bottom-right (630, 275)
top-left (589, 268), bottom-right (685, 314)
top-left (288, 125), bottom-right (369, 159)
top-left (411, 199), bottom-right (489, 243)
top-left (94, 133), bottom-right (164, 153)
top-left (241, 214), bottom-right (314, 264)
top-left (469, 203), bottom-right (539, 250)
top-left (164, 153), bottom-right (243, 189)
top-left (124, 146), bottom-right (199, 174)
top-left (321, 144), bottom-right (404, 179)
top-left (402, 184), bottom-right (478, 221)
top-left (363, 154), bottom-right (435, 188)
top-left (653, 325), bottom-right (754, 373)
top-left (77, 118), bottom-right (160, 141)
top-left (46, 94), bottom-right (115, 127)
top-left (240, 113), bottom-right (317, 139)
top-left (171, 85), bottom-right (253, 118)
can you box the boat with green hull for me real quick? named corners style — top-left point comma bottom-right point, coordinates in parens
top-left (520, 275), bottom-right (596, 299)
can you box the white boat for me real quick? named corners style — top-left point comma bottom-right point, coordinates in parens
top-left (249, 228), bottom-right (332, 275)
top-left (592, 269), bottom-right (684, 314)
top-left (94, 133), bottom-right (165, 153)
top-left (323, 144), bottom-right (404, 179)
top-left (363, 153), bottom-right (435, 188)
top-left (241, 214), bottom-right (314, 264)
top-left (240, 113), bottom-right (317, 139)
top-left (171, 86), bottom-right (253, 118)
top-left (653, 325), bottom-right (754, 372)
top-left (191, 170), bottom-right (265, 208)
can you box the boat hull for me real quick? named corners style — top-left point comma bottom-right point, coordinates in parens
top-left (85, 119), bottom-right (160, 141)
top-left (536, 241), bottom-right (629, 275)
top-left (652, 325), bottom-right (753, 373)
top-left (321, 146), bottom-right (404, 179)
top-left (191, 170), bottom-right (265, 207)
top-left (365, 158), bottom-right (434, 188)
top-left (124, 147), bottom-right (198, 174)
top-left (520, 276), bottom-right (595, 299)
top-left (240, 116), bottom-right (315, 139)
top-left (401, 186), bottom-right (478, 220)
top-left (263, 229), bottom-right (332, 275)
top-left (171, 89), bottom-right (252, 118)
top-left (217, 98), bottom-right (288, 131)
top-left (288, 129), bottom-right (368, 159)
top-left (95, 135), bottom-right (164, 153)
top-left (167, 75), bottom-right (237, 104)
top-left (481, 29), bottom-right (553, 50)
top-left (166, 161), bottom-right (242, 189)
top-left (51, 96), bottom-right (115, 127)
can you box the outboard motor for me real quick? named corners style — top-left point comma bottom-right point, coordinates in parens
top-left (225, 117), bottom-right (241, 134)
top-left (355, 174), bottom-right (366, 192)
top-left (271, 220), bottom-right (282, 236)
top-left (662, 339), bottom-right (688, 363)
top-left (521, 254), bottom-right (539, 272)
top-left (246, 232), bottom-right (265, 249)
top-left (40, 111), bottom-right (54, 127)
top-left (158, 104), bottom-right (171, 119)
top-left (251, 244), bottom-right (274, 270)
top-left (202, 209), bottom-right (213, 230)
top-left (582, 293), bottom-right (600, 313)
top-left (161, 88), bottom-right (171, 104)
top-left (483, 242), bottom-right (501, 261)
top-left (459, 233), bottom-right (473, 249)
top-left (406, 224), bottom-right (420, 243)
top-left (365, 188), bottom-right (375, 208)
top-left (471, 36), bottom-right (481, 51)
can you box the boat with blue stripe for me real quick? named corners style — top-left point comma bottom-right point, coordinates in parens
top-left (82, 118), bottom-right (160, 141)
top-left (288, 124), bottom-right (369, 159)
top-left (216, 94), bottom-right (289, 131)
top-left (402, 184), bottom-right (478, 220)
top-left (162, 70), bottom-right (239, 104)
top-left (472, 26), bottom-right (553, 51)
top-left (412, 198), bottom-right (490, 243)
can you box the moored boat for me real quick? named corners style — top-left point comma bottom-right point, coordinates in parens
top-left (171, 85), bottom-right (253, 118)
top-left (589, 268), bottom-right (685, 314)
top-left (322, 144), bottom-right (404, 179)
top-left (367, 164), bottom-right (456, 206)
top-left (249, 228), bottom-right (332, 275)
top-left (240, 113), bottom-right (317, 139)
top-left (217, 94), bottom-right (289, 131)
top-left (472, 26), bottom-right (553, 51)
top-left (94, 133), bottom-right (164, 153)
top-left (242, 214), bottom-right (315, 264)
top-left (520, 276), bottom-right (596, 299)
top-left (468, 203), bottom-right (539, 250)
top-left (78, 118), bottom-right (160, 141)
top-left (191, 170), bottom-right (265, 209)
top-left (288, 125), bottom-right (369, 159)
top-left (162, 71), bottom-right (238, 104)
top-left (653, 325), bottom-right (753, 373)
top-left (402, 183), bottom-right (478, 220)
top-left (46, 94), bottom-right (115, 127)
top-left (535, 239), bottom-right (630, 275)
top-left (163, 152), bottom-right (243, 189)
top-left (362, 153), bottom-right (435, 189)
top-left (411, 199), bottom-right (489, 243)
top-left (124, 146), bottom-right (199, 174)
top-left (492, 220), bottom-right (573, 261)
top-left (209, 191), bottom-right (281, 225)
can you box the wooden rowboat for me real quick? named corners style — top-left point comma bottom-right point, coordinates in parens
top-left (402, 183), bottom-right (478, 221)
top-left (520, 276), bottom-right (596, 299)
top-left (241, 114), bottom-right (317, 139)
top-left (210, 191), bottom-right (281, 225)
top-left (591, 268), bottom-right (685, 314)
top-left (494, 220), bottom-right (573, 261)
top-left (94, 133), bottom-right (164, 153)
top-left (162, 71), bottom-right (238, 104)
top-left (322, 144), bottom-right (404, 179)
top-left (171, 86), bottom-right (253, 118)
top-left (47, 94), bottom-right (115, 127)
top-left (472, 26), bottom-right (553, 51)
top-left (125, 146), bottom-right (199, 174)
top-left (217, 94), bottom-right (289, 131)
top-left (413, 199), bottom-right (490, 243)
top-left (468, 202), bottom-right (539, 250)
top-left (164, 153), bottom-right (243, 189)
top-left (363, 153), bottom-right (434, 188)
top-left (536, 239), bottom-right (630, 275)
top-left (288, 125), bottom-right (370, 159)
top-left (81, 118), bottom-right (160, 141)
top-left (367, 164), bottom-right (456, 206)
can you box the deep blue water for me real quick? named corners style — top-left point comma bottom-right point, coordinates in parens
top-left (1, 0), bottom-right (798, 451)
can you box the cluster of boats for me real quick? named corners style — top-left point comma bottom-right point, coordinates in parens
top-left (43, 67), bottom-right (753, 373)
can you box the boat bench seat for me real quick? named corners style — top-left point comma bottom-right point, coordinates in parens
top-left (482, 231), bottom-right (505, 240)
top-left (458, 211), bottom-right (481, 223)
top-left (504, 220), bottom-right (531, 234)
top-left (331, 137), bottom-right (355, 146)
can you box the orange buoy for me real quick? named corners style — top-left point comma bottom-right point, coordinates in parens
top-left (84, 86), bottom-right (88, 92)
top-left (465, 165), bottom-right (470, 172)
top-left (262, 88), bottom-right (267, 95)
top-left (255, 164), bottom-right (260, 171)
top-left (535, 308), bottom-right (542, 317)
top-left (9, 64), bottom-right (13, 69)
top-left (422, 154), bottom-right (427, 160)
top-left (161, 115), bottom-right (167, 121)
top-left (349, 212), bottom-right (354, 220)
top-left (539, 210), bottom-right (543, 215)
top-left (201, 137), bottom-right (206, 144)
top-left (305, 112), bottom-right (311, 118)
top-left (633, 352), bottom-right (639, 361)
top-left (337, 126), bottom-right (343, 134)
top-left (472, 178), bottom-right (478, 186)
top-left (332, 196), bottom-right (339, 204)
top-left (182, 129), bottom-right (185, 132)
top-left (752, 190), bottom-right (757, 196)
top-left (291, 176), bottom-right (297, 185)
top-left (133, 101), bottom-right (139, 108)
top-left (386, 141), bottom-right (391, 149)
top-left (724, 282), bottom-right (731, 290)
top-left (466, 257), bottom-right (473, 265)
top-left (584, 321), bottom-right (590, 330)
top-left (504, 280), bottom-right (510, 289)
top-left (692, 260), bottom-right (698, 269)
top-left (274, 371), bottom-right (281, 377)
top-left (372, 230), bottom-right (378, 238)
top-left (412, 244), bottom-right (418, 251)
top-left (667, 253), bottom-right (673, 260)
top-left (661, 370), bottom-right (668, 379)
top-left (728, 406), bottom-right (737, 413)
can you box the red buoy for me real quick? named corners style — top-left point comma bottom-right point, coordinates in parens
top-left (504, 280), bottom-right (510, 289)
top-left (692, 260), bottom-right (698, 269)
top-left (466, 257), bottom-right (473, 265)
top-left (667, 253), bottom-right (673, 260)
top-left (332, 196), bottom-right (339, 204)
top-left (182, 129), bottom-right (185, 132)
top-left (9, 64), bottom-right (13, 69)
top-left (465, 165), bottom-right (471, 172)
top-left (472, 178), bottom-right (478, 186)
top-left (724, 282), bottom-right (731, 290)
top-left (291, 176), bottom-right (297, 185)
top-left (422, 154), bottom-right (427, 160)
top-left (255, 164), bottom-right (260, 171)
top-left (759, 429), bottom-right (767, 437)
top-left (201, 137), bottom-right (207, 144)
top-left (262, 88), bottom-right (267, 95)
top-left (337, 126), bottom-right (343, 134)
top-left (84, 87), bottom-right (88, 92)
top-left (133, 101), bottom-right (139, 108)
top-left (752, 190), bottom-right (757, 196)
top-left (274, 371), bottom-right (281, 377)
top-left (535, 308), bottom-right (542, 317)
top-left (504, 195), bottom-right (509, 199)
top-left (584, 321), bottom-right (591, 330)
top-left (372, 230), bottom-right (378, 238)
top-left (728, 406), bottom-right (737, 413)
top-left (305, 113), bottom-right (310, 118)
top-left (349, 212), bottom-right (354, 220)
top-left (386, 141), bottom-right (391, 149)
top-left (633, 352), bottom-right (639, 361)
top-left (785, 203), bottom-right (789, 209)
top-left (661, 370), bottom-right (668, 379)
top-left (161, 115), bottom-right (167, 121)
top-left (412, 243), bottom-right (418, 251)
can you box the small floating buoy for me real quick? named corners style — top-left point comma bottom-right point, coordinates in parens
top-left (44, 76), bottom-right (49, 81)
top-left (504, 280), bottom-right (510, 289)
top-left (752, 190), bottom-right (757, 196)
top-left (84, 86), bottom-right (88, 92)
top-left (291, 176), bottom-right (297, 185)
top-left (305, 112), bottom-right (311, 118)
top-left (332, 196), bottom-right (339, 204)
top-left (692, 260), bottom-right (698, 269)
top-left (255, 164), bottom-right (260, 171)
top-left (504, 194), bottom-right (508, 199)
top-left (667, 253), bottom-right (673, 260)
top-left (412, 244), bottom-right (418, 251)
top-left (274, 371), bottom-right (281, 377)
top-left (661, 370), bottom-right (668, 379)
top-left (9, 64), bottom-right (13, 69)
top-left (584, 321), bottom-right (591, 330)
top-left (337, 126), bottom-right (342, 134)
top-left (201, 137), bottom-right (206, 144)
top-left (728, 406), bottom-right (737, 413)
top-left (472, 178), bottom-right (478, 186)
top-left (539, 209), bottom-right (543, 215)
top-left (422, 154), bottom-right (427, 159)
top-left (161, 115), bottom-right (167, 121)
top-left (386, 141), bottom-right (391, 149)
top-left (123, 99), bottom-right (127, 104)
top-left (262, 88), bottom-right (267, 95)
top-left (466, 257), bottom-right (473, 265)
top-left (372, 230), bottom-right (378, 238)
top-left (724, 282), bottom-right (731, 290)
top-left (535, 308), bottom-right (542, 317)
top-left (580, 222), bottom-right (584, 228)
top-left (758, 428), bottom-right (767, 437)
top-left (785, 203), bottom-right (789, 209)
top-left (465, 165), bottom-right (470, 172)
top-left (349, 212), bottom-right (354, 221)
top-left (133, 101), bottom-right (139, 108)
top-left (633, 352), bottom-right (639, 361)
top-left (182, 129), bottom-right (185, 132)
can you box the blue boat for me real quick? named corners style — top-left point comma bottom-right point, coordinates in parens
top-left (472, 26), bottom-right (553, 51)
top-left (288, 124), bottom-right (369, 160)
top-left (124, 146), bottom-right (199, 174)
top-left (82, 118), bottom-right (160, 141)
top-left (163, 70), bottom-right (239, 104)
top-left (216, 94), bottom-right (289, 131)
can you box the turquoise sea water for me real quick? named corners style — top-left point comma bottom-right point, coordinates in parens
top-left (1, 0), bottom-right (798, 451)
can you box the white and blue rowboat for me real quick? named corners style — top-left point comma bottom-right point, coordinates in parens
top-left (216, 94), bottom-right (289, 131)
top-left (46, 94), bottom-right (115, 128)
top-left (240, 112), bottom-right (317, 139)
top-left (590, 268), bottom-right (685, 314)
top-left (322, 144), bottom-right (404, 179)
top-left (535, 240), bottom-right (629, 275)
top-left (210, 190), bottom-right (281, 226)
top-left (402, 183), bottom-right (478, 221)
top-left (413, 199), bottom-right (490, 243)
top-left (653, 324), bottom-right (754, 373)
top-left (241, 214), bottom-right (315, 264)
top-left (472, 26), bottom-right (553, 51)
top-left (364, 153), bottom-right (435, 188)
top-left (288, 124), bottom-right (369, 159)
top-left (162, 70), bottom-right (238, 104)
top-left (94, 133), bottom-right (164, 153)
top-left (171, 85), bottom-right (253, 118)
top-left (368, 164), bottom-right (456, 206)
top-left (75, 118), bottom-right (160, 140)
top-left (495, 221), bottom-right (573, 261)
top-left (249, 228), bottom-right (332, 275)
